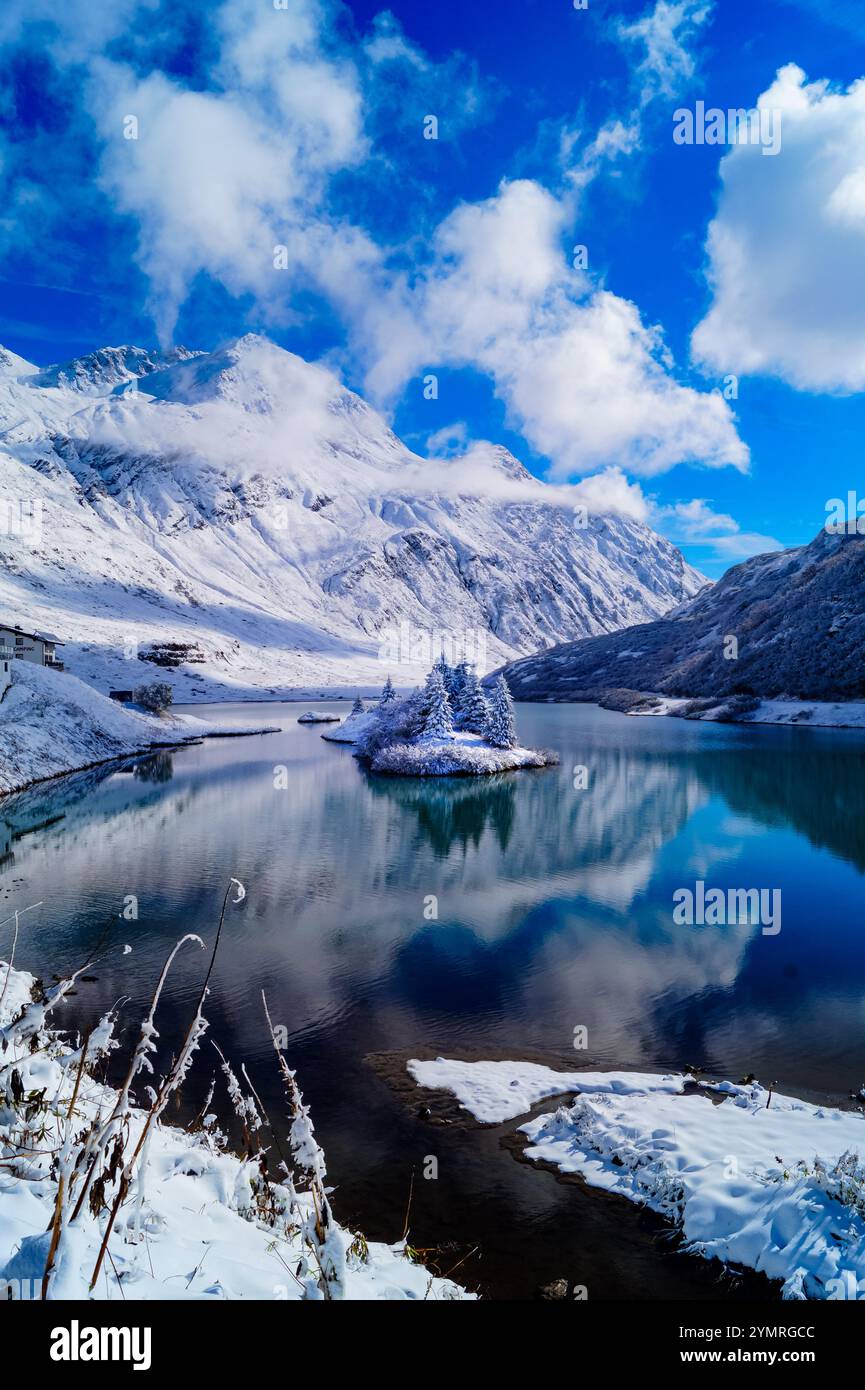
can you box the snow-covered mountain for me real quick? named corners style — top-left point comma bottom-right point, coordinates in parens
top-left (32, 344), bottom-right (203, 395)
top-left (497, 527), bottom-right (865, 704)
top-left (0, 333), bottom-right (704, 699)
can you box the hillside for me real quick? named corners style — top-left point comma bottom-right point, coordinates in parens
top-left (0, 661), bottom-right (272, 796)
top-left (497, 527), bottom-right (865, 709)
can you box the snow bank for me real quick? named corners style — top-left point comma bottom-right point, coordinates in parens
top-left (0, 962), bottom-right (36, 1026)
top-left (407, 1058), bottom-right (676, 1123)
top-left (410, 1059), bottom-right (865, 1299)
top-left (297, 710), bottom-right (340, 724)
top-left (0, 962), bottom-right (470, 1302)
top-left (741, 699), bottom-right (865, 729)
top-left (0, 663), bottom-right (276, 796)
top-left (321, 709), bottom-right (379, 742)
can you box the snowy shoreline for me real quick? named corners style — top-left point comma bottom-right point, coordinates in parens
top-left (409, 1058), bottom-right (865, 1300)
top-left (0, 663), bottom-right (279, 799)
top-left (619, 694), bottom-right (865, 729)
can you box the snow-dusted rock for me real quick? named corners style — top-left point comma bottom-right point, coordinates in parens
top-left (320, 709), bottom-right (379, 742)
top-left (297, 710), bottom-right (340, 724)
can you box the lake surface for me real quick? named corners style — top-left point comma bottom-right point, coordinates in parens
top-left (2, 701), bottom-right (865, 1299)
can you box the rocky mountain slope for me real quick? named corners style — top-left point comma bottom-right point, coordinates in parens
top-left (497, 527), bottom-right (865, 706)
top-left (0, 333), bottom-right (704, 698)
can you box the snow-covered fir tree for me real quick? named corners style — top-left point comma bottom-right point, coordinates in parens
top-left (379, 675), bottom-right (396, 706)
top-left (433, 650), bottom-right (458, 699)
top-left (451, 660), bottom-right (470, 707)
top-left (485, 675), bottom-right (518, 748)
top-left (351, 696), bottom-right (365, 716)
top-left (456, 666), bottom-right (491, 735)
top-left (421, 668), bottom-right (454, 739)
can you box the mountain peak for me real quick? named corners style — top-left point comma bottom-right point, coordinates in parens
top-left (225, 331), bottom-right (275, 354)
top-left (143, 333), bottom-right (343, 416)
top-left (0, 345), bottom-right (38, 377)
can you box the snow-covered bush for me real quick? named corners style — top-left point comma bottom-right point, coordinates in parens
top-left (765, 1151), bottom-right (865, 1217)
top-left (134, 681), bottom-right (173, 713)
top-left (354, 688), bottom-right (428, 758)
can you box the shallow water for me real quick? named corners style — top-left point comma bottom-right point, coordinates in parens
top-left (2, 701), bottom-right (864, 1298)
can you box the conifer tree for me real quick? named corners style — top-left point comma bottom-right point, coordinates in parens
top-left (433, 650), bottom-right (458, 698)
top-left (485, 674), bottom-right (518, 748)
top-left (379, 675), bottom-right (396, 706)
top-left (457, 666), bottom-right (491, 735)
top-left (451, 659), bottom-right (471, 709)
top-left (350, 696), bottom-right (365, 717)
top-left (421, 667), bottom-right (454, 739)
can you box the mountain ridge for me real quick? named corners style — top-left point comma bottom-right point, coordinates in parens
top-left (496, 526), bottom-right (865, 708)
top-left (0, 333), bottom-right (705, 699)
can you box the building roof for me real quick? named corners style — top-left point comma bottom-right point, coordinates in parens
top-left (0, 622), bottom-right (64, 645)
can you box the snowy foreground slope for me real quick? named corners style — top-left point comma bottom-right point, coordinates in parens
top-left (0, 961), bottom-right (469, 1301)
top-left (0, 662), bottom-right (274, 796)
top-left (498, 527), bottom-right (865, 717)
top-left (410, 1059), bottom-right (865, 1300)
top-left (0, 336), bottom-right (703, 697)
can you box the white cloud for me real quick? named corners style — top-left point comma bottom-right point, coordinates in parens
top-left (654, 497), bottom-right (782, 562)
top-left (85, 0), bottom-right (374, 342)
top-left (617, 0), bottom-right (714, 105)
top-left (0, 0), bottom-right (749, 492)
top-left (425, 422), bottom-right (469, 458)
top-left (692, 64), bottom-right (865, 392)
top-left (558, 1), bottom-right (713, 191)
top-left (401, 446), bottom-right (651, 521)
top-left (350, 179), bottom-right (749, 478)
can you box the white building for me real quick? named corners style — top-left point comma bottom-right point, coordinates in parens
top-left (0, 624), bottom-right (65, 671)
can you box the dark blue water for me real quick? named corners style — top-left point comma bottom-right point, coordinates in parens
top-left (2, 701), bottom-right (864, 1298)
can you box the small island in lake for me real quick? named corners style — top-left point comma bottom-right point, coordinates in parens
top-left (297, 709), bottom-right (341, 724)
top-left (324, 661), bottom-right (559, 777)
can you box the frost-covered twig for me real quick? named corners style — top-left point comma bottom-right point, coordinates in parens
top-left (88, 878), bottom-right (243, 1290)
top-left (262, 990), bottom-right (346, 1299)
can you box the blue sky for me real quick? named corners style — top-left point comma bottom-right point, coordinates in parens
top-left (2, 0), bottom-right (865, 575)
